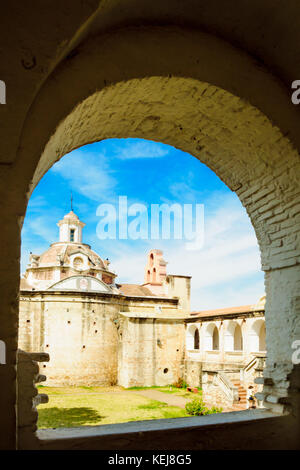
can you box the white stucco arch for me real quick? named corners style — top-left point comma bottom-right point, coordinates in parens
top-left (205, 323), bottom-right (219, 351)
top-left (250, 319), bottom-right (266, 352)
top-left (186, 324), bottom-right (200, 351)
top-left (224, 321), bottom-right (243, 352)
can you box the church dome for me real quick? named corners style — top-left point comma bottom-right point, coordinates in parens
top-left (23, 209), bottom-right (116, 291)
top-left (37, 242), bottom-right (107, 269)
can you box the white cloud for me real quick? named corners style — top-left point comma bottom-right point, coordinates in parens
top-left (26, 195), bottom-right (47, 211)
top-left (21, 143), bottom-right (264, 311)
top-left (28, 216), bottom-right (57, 243)
top-left (191, 280), bottom-right (264, 311)
top-left (21, 212), bottom-right (61, 272)
top-left (51, 150), bottom-right (116, 201)
top-left (103, 193), bottom-right (264, 310)
top-left (112, 139), bottom-right (170, 160)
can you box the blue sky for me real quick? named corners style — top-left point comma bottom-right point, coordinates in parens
top-left (21, 138), bottom-right (264, 310)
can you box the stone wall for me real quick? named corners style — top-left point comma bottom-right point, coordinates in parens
top-left (118, 315), bottom-right (185, 388)
top-left (164, 275), bottom-right (191, 313)
top-left (19, 291), bottom-right (182, 387)
top-left (19, 292), bottom-right (120, 386)
top-left (201, 373), bottom-right (234, 410)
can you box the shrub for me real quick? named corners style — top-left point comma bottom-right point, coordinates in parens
top-left (206, 405), bottom-right (223, 414)
top-left (173, 378), bottom-right (188, 389)
top-left (185, 397), bottom-right (222, 416)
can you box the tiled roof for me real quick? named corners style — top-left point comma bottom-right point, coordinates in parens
top-left (190, 304), bottom-right (255, 318)
top-left (117, 284), bottom-right (157, 297)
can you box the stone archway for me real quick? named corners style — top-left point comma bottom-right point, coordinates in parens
top-left (1, 22), bottom-right (300, 449)
top-left (18, 71), bottom-right (299, 421)
top-left (11, 29), bottom-right (300, 383)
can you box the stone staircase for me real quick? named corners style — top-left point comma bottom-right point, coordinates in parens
top-left (230, 380), bottom-right (248, 411)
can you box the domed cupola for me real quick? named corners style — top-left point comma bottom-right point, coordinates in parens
top-left (22, 208), bottom-right (118, 291)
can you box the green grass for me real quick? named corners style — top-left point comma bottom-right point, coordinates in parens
top-left (126, 385), bottom-right (166, 391)
top-left (137, 399), bottom-right (167, 410)
top-left (37, 386), bottom-right (189, 429)
top-left (126, 385), bottom-right (202, 399)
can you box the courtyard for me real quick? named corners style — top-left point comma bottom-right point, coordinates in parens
top-left (37, 385), bottom-right (193, 428)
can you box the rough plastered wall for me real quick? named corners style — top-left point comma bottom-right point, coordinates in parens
top-left (201, 375), bottom-right (234, 410)
top-left (185, 360), bottom-right (202, 388)
top-left (118, 316), bottom-right (185, 387)
top-left (19, 292), bottom-right (120, 386)
top-left (164, 275), bottom-right (191, 313)
top-left (18, 292), bottom-right (181, 386)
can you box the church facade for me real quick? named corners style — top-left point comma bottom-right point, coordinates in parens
top-left (19, 210), bottom-right (190, 387)
top-left (19, 210), bottom-right (265, 408)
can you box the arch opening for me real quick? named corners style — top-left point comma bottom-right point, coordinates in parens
top-left (234, 324), bottom-right (243, 351)
top-left (224, 321), bottom-right (243, 352)
top-left (16, 67), bottom-right (300, 435)
top-left (250, 319), bottom-right (266, 353)
top-left (194, 328), bottom-right (200, 350)
top-left (204, 323), bottom-right (220, 351)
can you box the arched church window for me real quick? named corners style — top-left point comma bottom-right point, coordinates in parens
top-left (234, 324), bottom-right (243, 351)
top-left (194, 328), bottom-right (200, 350)
top-left (150, 253), bottom-right (154, 267)
top-left (70, 228), bottom-right (75, 242)
top-left (213, 326), bottom-right (219, 350)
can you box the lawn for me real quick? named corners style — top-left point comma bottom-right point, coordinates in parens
top-left (37, 386), bottom-right (190, 429)
top-left (126, 385), bottom-right (201, 398)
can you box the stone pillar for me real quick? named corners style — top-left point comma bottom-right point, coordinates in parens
top-left (17, 350), bottom-right (49, 449)
top-left (256, 265), bottom-right (300, 430)
top-left (0, 201), bottom-right (20, 449)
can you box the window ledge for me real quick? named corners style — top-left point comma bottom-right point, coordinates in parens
top-left (35, 409), bottom-right (283, 450)
top-left (225, 351), bottom-right (243, 355)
